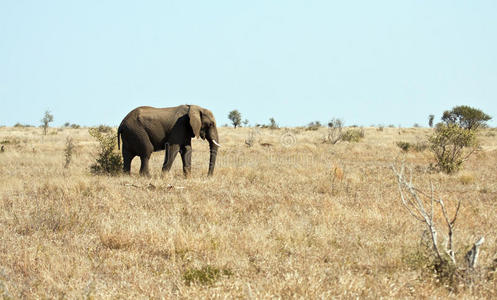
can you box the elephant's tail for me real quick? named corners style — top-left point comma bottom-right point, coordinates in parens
top-left (117, 127), bottom-right (121, 150)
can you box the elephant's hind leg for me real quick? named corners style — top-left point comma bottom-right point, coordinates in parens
top-left (139, 154), bottom-right (152, 177)
top-left (122, 148), bottom-right (135, 174)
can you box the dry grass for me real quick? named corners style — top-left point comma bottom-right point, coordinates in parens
top-left (1, 126), bottom-right (497, 298)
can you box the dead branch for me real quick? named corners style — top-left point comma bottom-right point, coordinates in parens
top-left (392, 162), bottom-right (485, 270)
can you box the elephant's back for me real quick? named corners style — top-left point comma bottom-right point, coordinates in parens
top-left (119, 106), bottom-right (156, 128)
top-left (119, 105), bottom-right (187, 134)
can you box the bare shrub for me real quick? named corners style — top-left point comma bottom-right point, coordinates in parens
top-left (64, 137), bottom-right (75, 168)
top-left (392, 163), bottom-right (487, 291)
top-left (245, 128), bottom-right (260, 147)
top-left (324, 118), bottom-right (343, 144)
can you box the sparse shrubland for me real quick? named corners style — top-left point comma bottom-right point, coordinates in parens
top-left (0, 125), bottom-right (496, 298)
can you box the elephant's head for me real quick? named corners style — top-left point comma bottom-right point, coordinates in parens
top-left (188, 105), bottom-right (220, 176)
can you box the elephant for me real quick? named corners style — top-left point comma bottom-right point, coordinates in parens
top-left (117, 105), bottom-right (220, 177)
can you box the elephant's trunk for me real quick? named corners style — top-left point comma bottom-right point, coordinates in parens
top-left (207, 127), bottom-right (220, 176)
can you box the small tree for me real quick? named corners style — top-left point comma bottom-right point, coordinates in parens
top-left (268, 117), bottom-right (278, 129)
top-left (228, 110), bottom-right (242, 128)
top-left (428, 114), bottom-right (435, 128)
top-left (41, 110), bottom-right (54, 135)
top-left (89, 127), bottom-right (122, 175)
top-left (441, 105), bottom-right (491, 131)
top-left (243, 119), bottom-right (249, 127)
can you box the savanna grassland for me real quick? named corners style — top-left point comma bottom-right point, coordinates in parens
top-left (1, 125), bottom-right (497, 298)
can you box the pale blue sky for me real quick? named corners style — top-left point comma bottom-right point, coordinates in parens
top-left (1, 1), bottom-right (496, 127)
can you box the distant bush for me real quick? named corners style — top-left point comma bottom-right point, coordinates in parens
top-left (96, 125), bottom-right (113, 133)
top-left (397, 141), bottom-right (428, 152)
top-left (306, 121), bottom-right (321, 131)
top-left (89, 127), bottom-right (122, 175)
top-left (257, 118), bottom-right (279, 129)
top-left (14, 123), bottom-right (34, 128)
top-left (268, 117), bottom-right (278, 129)
top-left (64, 122), bottom-right (81, 129)
top-left (341, 128), bottom-right (364, 142)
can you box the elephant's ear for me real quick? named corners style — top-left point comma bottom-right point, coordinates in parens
top-left (189, 107), bottom-right (202, 138)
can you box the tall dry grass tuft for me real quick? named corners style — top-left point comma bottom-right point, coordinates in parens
top-left (0, 126), bottom-right (496, 297)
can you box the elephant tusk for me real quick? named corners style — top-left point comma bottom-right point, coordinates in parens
top-left (212, 140), bottom-right (221, 147)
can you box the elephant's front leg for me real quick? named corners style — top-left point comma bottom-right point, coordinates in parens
top-left (162, 143), bottom-right (179, 173)
top-left (180, 144), bottom-right (192, 177)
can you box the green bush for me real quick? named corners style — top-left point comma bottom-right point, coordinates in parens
top-left (428, 123), bottom-right (478, 174)
top-left (397, 141), bottom-right (428, 152)
top-left (341, 128), bottom-right (364, 142)
top-left (182, 265), bottom-right (232, 286)
top-left (396, 141), bottom-right (411, 152)
top-left (89, 128), bottom-right (122, 175)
